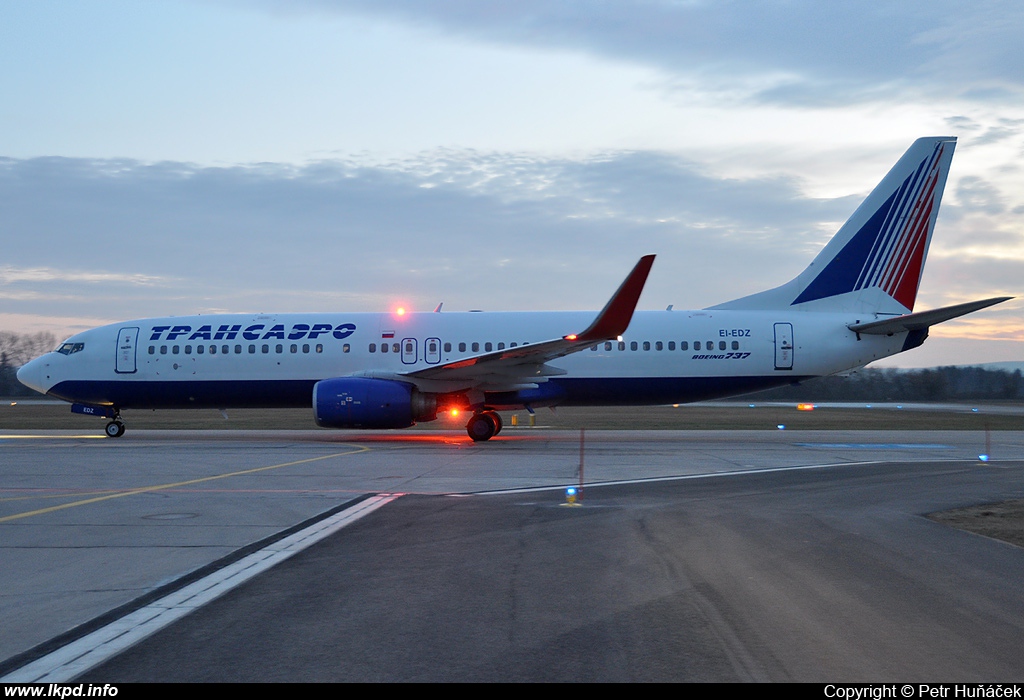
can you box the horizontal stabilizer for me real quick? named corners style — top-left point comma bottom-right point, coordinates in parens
top-left (848, 297), bottom-right (1011, 335)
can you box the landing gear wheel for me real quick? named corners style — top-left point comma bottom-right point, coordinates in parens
top-left (483, 410), bottom-right (503, 435)
top-left (467, 412), bottom-right (497, 442)
top-left (105, 420), bottom-right (126, 438)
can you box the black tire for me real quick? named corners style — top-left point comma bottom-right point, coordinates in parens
top-left (105, 421), bottom-right (125, 438)
top-left (483, 410), bottom-right (503, 435)
top-left (466, 413), bottom-right (497, 442)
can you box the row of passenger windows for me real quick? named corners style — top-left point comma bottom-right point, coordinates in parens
top-left (147, 338), bottom-right (743, 358)
top-left (148, 343), bottom-right (349, 356)
top-left (368, 341), bottom-right (524, 354)
top-left (366, 339), bottom-right (743, 354)
top-left (595, 340), bottom-right (741, 352)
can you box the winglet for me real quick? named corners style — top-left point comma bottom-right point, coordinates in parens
top-left (568, 255), bottom-right (656, 342)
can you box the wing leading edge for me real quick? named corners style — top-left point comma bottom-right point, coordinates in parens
top-left (367, 255), bottom-right (655, 393)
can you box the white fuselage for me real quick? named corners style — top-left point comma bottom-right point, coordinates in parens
top-left (19, 308), bottom-right (907, 413)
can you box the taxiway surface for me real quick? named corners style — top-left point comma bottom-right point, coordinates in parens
top-left (2, 429), bottom-right (1024, 681)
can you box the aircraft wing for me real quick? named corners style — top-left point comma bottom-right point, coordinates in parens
top-left (388, 255), bottom-right (655, 393)
top-left (848, 296), bottom-right (1012, 335)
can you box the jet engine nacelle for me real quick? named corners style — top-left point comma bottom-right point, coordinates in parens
top-left (313, 377), bottom-right (437, 429)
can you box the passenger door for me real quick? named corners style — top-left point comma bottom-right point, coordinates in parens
top-left (115, 327), bottom-right (139, 374)
top-left (774, 323), bottom-right (794, 370)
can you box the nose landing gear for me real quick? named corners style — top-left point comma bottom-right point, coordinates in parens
top-left (105, 412), bottom-right (126, 438)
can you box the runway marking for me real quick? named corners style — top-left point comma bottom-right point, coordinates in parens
top-left (0, 492), bottom-right (402, 683)
top-left (470, 459), bottom-right (979, 495)
top-left (0, 434), bottom-right (106, 440)
top-left (795, 443), bottom-right (951, 449)
top-left (0, 446), bottom-right (370, 524)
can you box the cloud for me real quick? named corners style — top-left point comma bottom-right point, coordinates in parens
top-left (3, 144), bottom-right (1018, 364)
top-left (954, 176), bottom-right (1005, 215)
top-left (0, 266), bottom-right (167, 286)
top-left (248, 0), bottom-right (1024, 106)
top-left (0, 150), bottom-right (857, 323)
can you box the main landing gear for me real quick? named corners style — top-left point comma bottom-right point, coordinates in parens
top-left (466, 410), bottom-right (502, 442)
top-left (105, 411), bottom-right (126, 438)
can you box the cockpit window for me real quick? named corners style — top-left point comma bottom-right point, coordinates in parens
top-left (56, 343), bottom-right (85, 355)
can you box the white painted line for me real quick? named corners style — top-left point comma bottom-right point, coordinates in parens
top-left (2, 493), bottom-right (403, 683)
top-left (470, 460), bottom-right (916, 495)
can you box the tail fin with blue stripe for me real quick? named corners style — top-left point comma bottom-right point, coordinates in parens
top-left (712, 137), bottom-right (956, 314)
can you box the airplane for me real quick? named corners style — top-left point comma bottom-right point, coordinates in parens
top-left (17, 136), bottom-right (1011, 441)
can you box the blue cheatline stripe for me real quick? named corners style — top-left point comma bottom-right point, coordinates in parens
top-left (49, 375), bottom-right (816, 412)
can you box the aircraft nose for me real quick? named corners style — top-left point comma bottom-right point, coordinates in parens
top-left (16, 357), bottom-right (48, 395)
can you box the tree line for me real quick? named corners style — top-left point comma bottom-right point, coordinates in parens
top-left (0, 331), bottom-right (59, 396)
top-left (754, 365), bottom-right (1024, 402)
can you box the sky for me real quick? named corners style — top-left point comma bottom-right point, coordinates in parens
top-left (1, 0), bottom-right (1023, 368)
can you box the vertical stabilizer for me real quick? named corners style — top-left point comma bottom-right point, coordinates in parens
top-left (711, 137), bottom-right (956, 314)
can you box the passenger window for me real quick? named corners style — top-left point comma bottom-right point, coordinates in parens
top-left (302, 344), bottom-right (309, 353)
top-left (444, 342), bottom-right (451, 352)
top-left (605, 342), bottom-right (612, 351)
top-left (668, 341), bottom-right (675, 351)
top-left (316, 344), bottom-right (324, 353)
top-left (643, 341), bottom-right (650, 351)
top-left (510, 342), bottom-right (518, 347)
top-left (160, 345), bottom-right (167, 355)
top-left (261, 345), bottom-right (268, 354)
top-left (656, 341), bottom-right (663, 351)
top-left (369, 343), bottom-right (376, 353)
top-left (459, 342), bottom-right (466, 352)
top-left (148, 346), bottom-right (155, 355)
top-left (248, 345), bottom-right (255, 354)
top-left (719, 341), bottom-right (726, 351)
top-left (694, 341), bottom-right (701, 350)
top-left (185, 345), bottom-right (192, 355)
top-left (472, 342), bottom-right (480, 352)
top-left (172, 345), bottom-right (180, 355)
top-left (681, 341), bottom-right (688, 350)
top-left (393, 343), bottom-right (401, 353)
top-left (209, 345), bottom-right (216, 355)
top-left (485, 342), bottom-right (493, 352)
top-left (381, 343), bottom-right (389, 353)
top-left (341, 344), bottom-right (349, 353)
top-left (497, 342), bottom-right (504, 350)
top-left (235, 345), bottom-right (241, 354)
top-left (290, 344), bottom-right (297, 353)
top-left (617, 341), bottom-right (625, 351)
top-left (276, 344), bottom-right (283, 354)
top-left (198, 345), bottom-right (205, 354)
top-left (732, 341), bottom-right (739, 350)
top-left (630, 341), bottom-right (638, 351)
